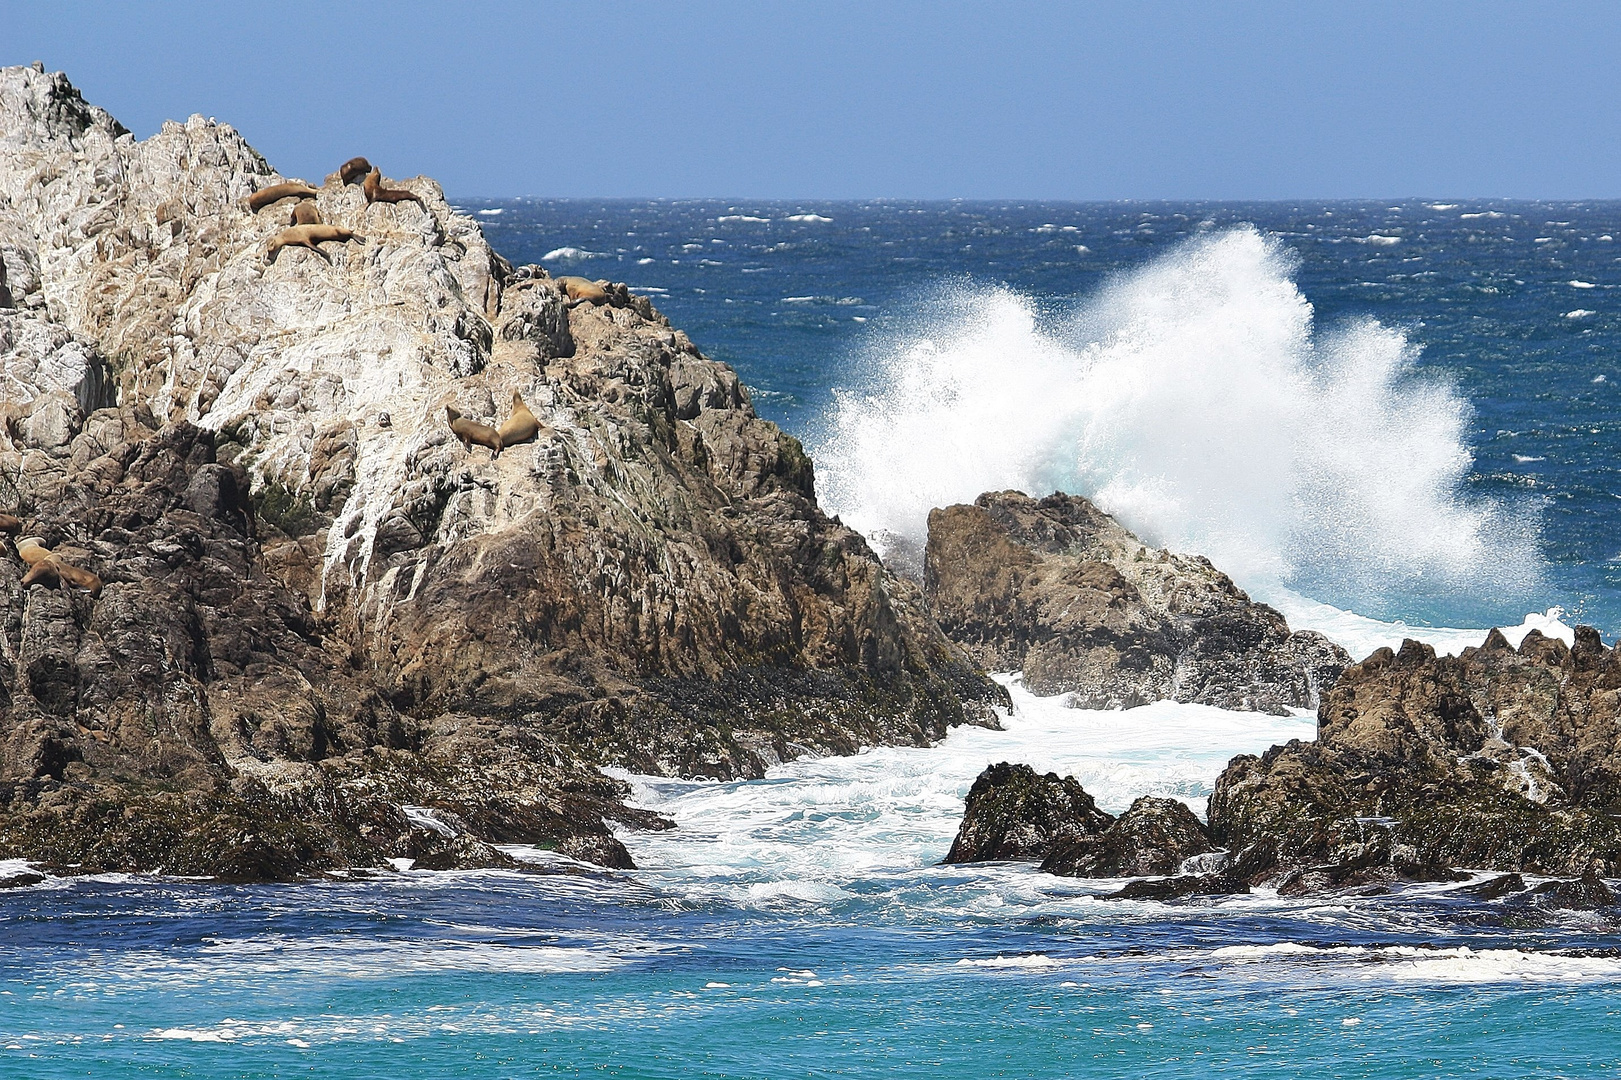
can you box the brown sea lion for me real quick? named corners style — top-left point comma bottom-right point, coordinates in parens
top-left (445, 406), bottom-right (503, 457)
top-left (291, 201), bottom-right (323, 226)
top-left (555, 276), bottom-right (610, 306)
top-left (15, 536), bottom-right (50, 566)
top-left (266, 224), bottom-right (362, 261)
top-left (497, 390), bottom-right (541, 447)
top-left (338, 156), bottom-right (372, 185)
top-left (22, 557), bottom-right (102, 598)
top-left (363, 168), bottom-right (422, 205)
top-left (0, 513), bottom-right (20, 534)
top-left (247, 182), bottom-right (319, 211)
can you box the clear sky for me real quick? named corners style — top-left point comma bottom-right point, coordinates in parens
top-left (5, 0), bottom-right (1619, 200)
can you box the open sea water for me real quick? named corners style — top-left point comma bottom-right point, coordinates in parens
top-left (6, 201), bottom-right (1621, 1077)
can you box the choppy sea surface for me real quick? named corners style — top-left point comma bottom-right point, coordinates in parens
top-left (8, 201), bottom-right (1621, 1077)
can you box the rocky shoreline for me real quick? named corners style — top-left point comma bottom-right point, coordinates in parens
top-left (0, 65), bottom-right (1003, 879)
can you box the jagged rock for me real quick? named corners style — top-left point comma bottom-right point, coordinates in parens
top-left (1040, 795), bottom-right (1214, 877)
top-left (0, 869), bottom-right (44, 888)
top-left (1465, 873), bottom-right (1527, 900)
top-left (925, 491), bottom-right (1349, 712)
top-left (943, 762), bottom-right (1112, 863)
top-left (0, 65), bottom-right (1005, 880)
top-left (1209, 628), bottom-right (1621, 890)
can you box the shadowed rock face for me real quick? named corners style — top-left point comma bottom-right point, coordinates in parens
top-left (0, 65), bottom-right (1006, 878)
top-left (925, 491), bottom-right (1348, 713)
top-left (1209, 628), bottom-right (1621, 889)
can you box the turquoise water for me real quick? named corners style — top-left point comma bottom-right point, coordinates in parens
top-left (9, 202), bottom-right (1621, 1076)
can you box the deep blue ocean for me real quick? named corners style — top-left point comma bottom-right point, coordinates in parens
top-left (6, 202), bottom-right (1621, 1078)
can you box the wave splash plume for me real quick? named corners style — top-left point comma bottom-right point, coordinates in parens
top-left (811, 226), bottom-right (1542, 625)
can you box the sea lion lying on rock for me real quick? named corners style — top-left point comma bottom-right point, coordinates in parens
top-left (247, 181), bottom-right (319, 211)
top-left (497, 391), bottom-right (540, 447)
top-left (15, 536), bottom-right (51, 566)
top-left (338, 156), bottom-right (372, 185)
top-left (266, 224), bottom-right (362, 261)
top-left (445, 406), bottom-right (502, 456)
top-left (555, 276), bottom-right (609, 306)
top-left (290, 201), bottom-right (323, 226)
top-left (0, 513), bottom-right (20, 534)
top-left (363, 168), bottom-right (421, 205)
top-left (22, 556), bottom-right (102, 598)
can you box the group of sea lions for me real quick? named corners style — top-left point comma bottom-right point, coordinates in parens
top-left (446, 391), bottom-right (540, 458)
top-left (0, 515), bottom-right (102, 598)
top-left (251, 155), bottom-right (424, 262)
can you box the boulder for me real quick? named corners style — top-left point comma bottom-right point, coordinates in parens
top-left (943, 762), bottom-right (1112, 863)
top-left (925, 491), bottom-right (1349, 712)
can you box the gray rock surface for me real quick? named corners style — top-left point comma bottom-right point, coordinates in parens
top-left (925, 491), bottom-right (1349, 712)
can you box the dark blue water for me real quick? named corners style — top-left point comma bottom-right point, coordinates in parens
top-left (8, 202), bottom-right (1621, 1077)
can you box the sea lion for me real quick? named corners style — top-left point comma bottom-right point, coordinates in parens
top-left (290, 201), bottom-right (323, 226)
top-left (555, 276), bottom-right (610, 306)
top-left (497, 390), bottom-right (540, 447)
top-left (338, 156), bottom-right (372, 185)
top-left (445, 406), bottom-right (502, 457)
top-left (266, 224), bottom-right (362, 261)
top-left (0, 513), bottom-right (20, 534)
top-left (247, 181), bottom-right (319, 211)
top-left (15, 536), bottom-right (50, 566)
top-left (363, 168), bottom-right (422, 206)
top-left (22, 557), bottom-right (102, 598)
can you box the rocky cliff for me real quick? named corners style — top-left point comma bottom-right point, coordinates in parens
top-left (1209, 628), bottom-right (1621, 891)
top-left (0, 64), bottom-right (1003, 878)
top-left (925, 491), bottom-right (1348, 712)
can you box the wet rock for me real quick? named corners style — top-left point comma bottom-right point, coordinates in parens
top-left (1040, 796), bottom-right (1214, 877)
top-left (1104, 872), bottom-right (1247, 901)
top-left (925, 491), bottom-right (1349, 712)
top-left (1531, 869), bottom-right (1616, 910)
top-left (1209, 629), bottom-right (1621, 890)
top-left (0, 869), bottom-right (45, 888)
top-left (1466, 873), bottom-right (1527, 900)
top-left (943, 762), bottom-right (1112, 863)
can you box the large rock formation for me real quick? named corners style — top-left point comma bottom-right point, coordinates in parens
top-left (1209, 628), bottom-right (1621, 891)
top-left (925, 491), bottom-right (1348, 712)
top-left (0, 65), bottom-right (1004, 877)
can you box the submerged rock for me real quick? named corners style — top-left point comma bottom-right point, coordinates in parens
top-left (1209, 629), bottom-right (1621, 890)
top-left (943, 762), bottom-right (1111, 863)
top-left (0, 65), bottom-right (1007, 880)
top-left (924, 491), bottom-right (1348, 712)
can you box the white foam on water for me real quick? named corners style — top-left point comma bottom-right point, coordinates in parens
top-left (1204, 941), bottom-right (1621, 984)
top-left (541, 246), bottom-right (609, 261)
top-left (616, 675), bottom-right (1313, 906)
top-left (1265, 588), bottom-right (1573, 661)
top-left (809, 226), bottom-right (1543, 638)
top-left (785, 213), bottom-right (833, 223)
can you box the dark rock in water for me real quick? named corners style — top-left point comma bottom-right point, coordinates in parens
top-left (0, 65), bottom-right (1009, 882)
top-left (1466, 873), bottom-right (1528, 900)
top-left (557, 834), bottom-right (635, 870)
top-left (943, 763), bottom-right (1112, 863)
top-left (1210, 629), bottom-right (1621, 891)
top-left (1531, 869), bottom-right (1616, 910)
top-left (1104, 871), bottom-right (1247, 901)
top-left (1040, 796), bottom-right (1214, 877)
top-left (0, 870), bottom-right (44, 888)
top-left (925, 491), bottom-right (1349, 712)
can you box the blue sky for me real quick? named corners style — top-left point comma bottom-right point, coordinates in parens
top-left (5, 0), bottom-right (1619, 199)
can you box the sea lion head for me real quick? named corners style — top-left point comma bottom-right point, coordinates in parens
top-left (445, 405), bottom-right (462, 422)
